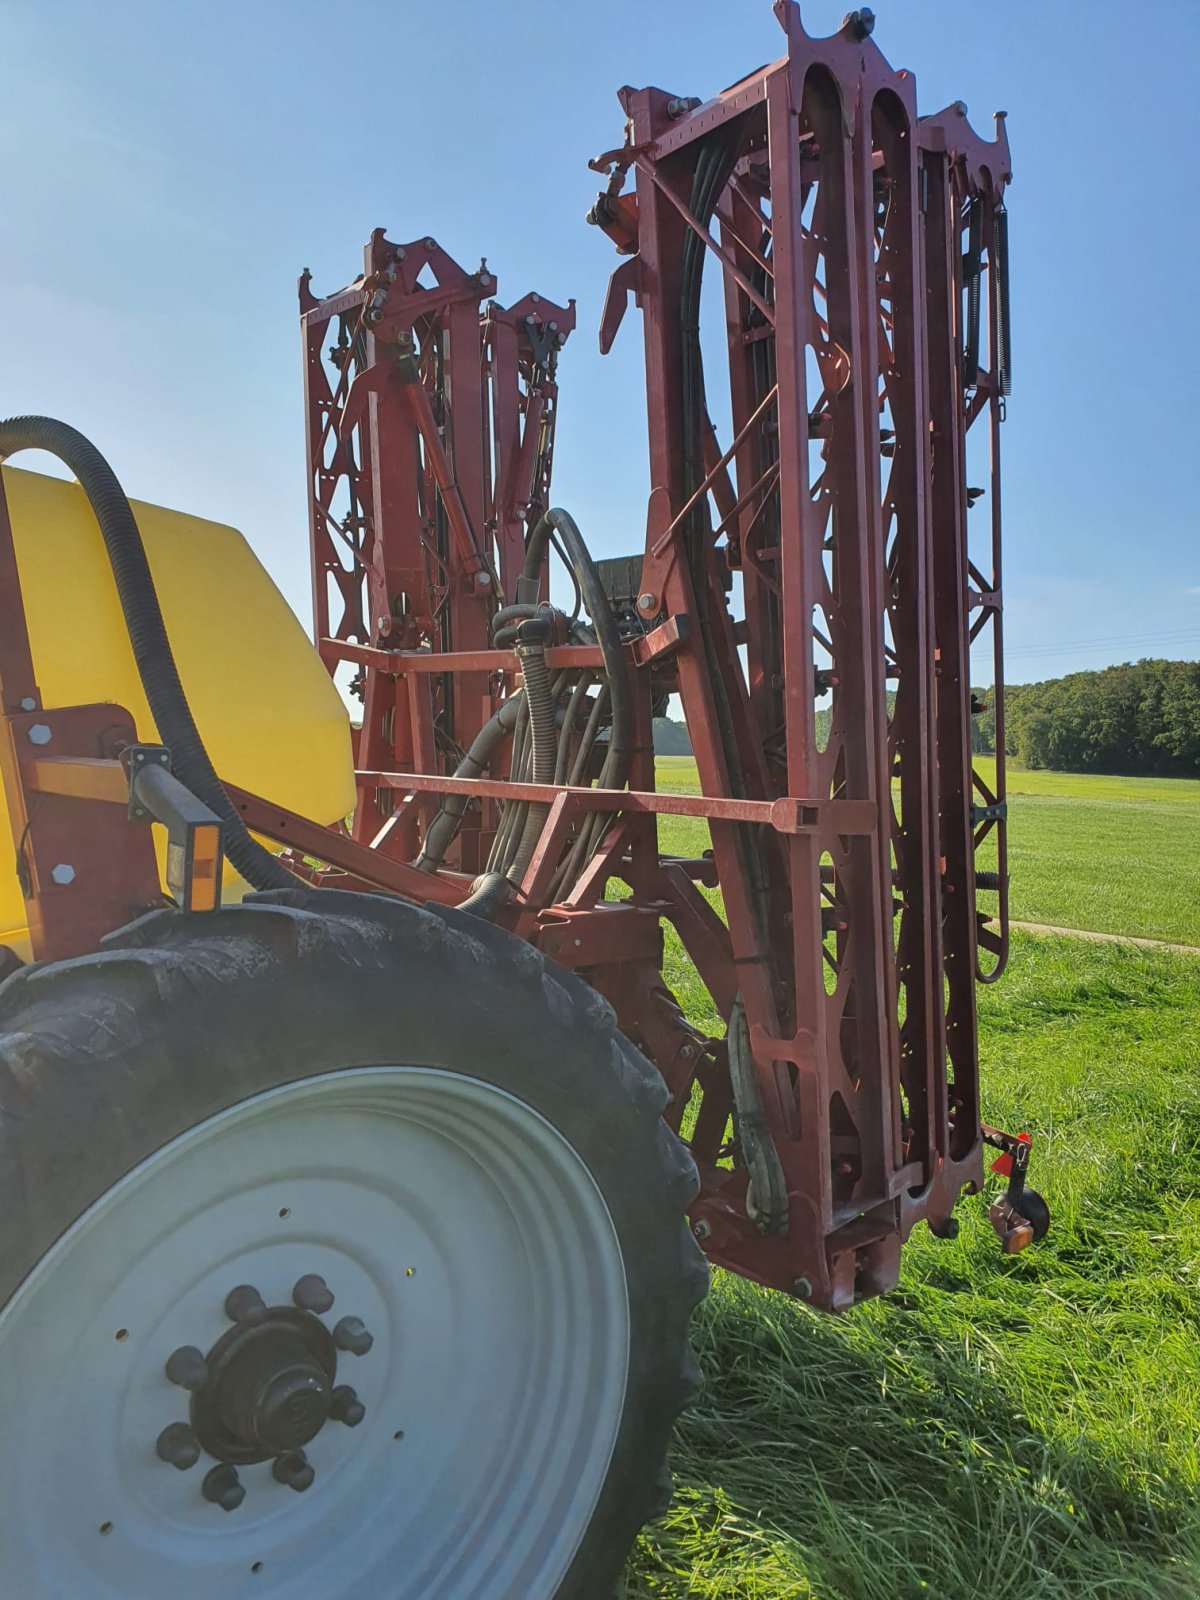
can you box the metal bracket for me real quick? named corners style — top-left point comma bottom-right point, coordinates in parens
top-left (127, 746), bottom-right (225, 912)
top-left (970, 800), bottom-right (1007, 826)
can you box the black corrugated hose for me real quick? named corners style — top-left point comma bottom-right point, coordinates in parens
top-left (0, 416), bottom-right (295, 890)
top-left (521, 507), bottom-right (631, 788)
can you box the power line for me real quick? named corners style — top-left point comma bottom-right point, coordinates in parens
top-left (1004, 627), bottom-right (1199, 659)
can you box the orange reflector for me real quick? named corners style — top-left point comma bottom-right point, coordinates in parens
top-left (187, 824), bottom-right (222, 912)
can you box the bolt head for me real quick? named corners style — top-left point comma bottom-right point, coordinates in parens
top-left (165, 1345), bottom-right (209, 1391)
top-left (842, 6), bottom-right (875, 39)
top-left (272, 1449), bottom-right (315, 1492)
top-left (156, 1421), bottom-right (201, 1471)
top-left (18, 697), bottom-right (36, 712)
top-left (692, 1219), bottom-right (711, 1241)
top-left (330, 1384), bottom-right (366, 1428)
top-left (202, 1463), bottom-right (245, 1512)
top-left (224, 1284), bottom-right (267, 1324)
top-left (792, 1276), bottom-right (814, 1300)
top-left (292, 1274), bottom-right (335, 1315)
top-left (50, 863), bottom-right (76, 886)
top-left (636, 592), bottom-right (657, 615)
top-left (27, 723), bottom-right (52, 746)
top-left (332, 1315), bottom-right (374, 1357)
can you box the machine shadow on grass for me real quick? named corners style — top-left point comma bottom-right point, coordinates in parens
top-left (623, 933), bottom-right (1200, 1600)
top-left (628, 1275), bottom-right (1198, 1600)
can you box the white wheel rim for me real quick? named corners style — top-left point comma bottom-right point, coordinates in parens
top-left (0, 1067), bottom-right (630, 1599)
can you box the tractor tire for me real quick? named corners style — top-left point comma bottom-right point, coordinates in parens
top-left (0, 889), bottom-right (707, 1600)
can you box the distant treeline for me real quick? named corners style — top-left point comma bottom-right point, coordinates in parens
top-left (652, 716), bottom-right (693, 755)
top-left (658, 660), bottom-right (1200, 777)
top-left (972, 659), bottom-right (1200, 776)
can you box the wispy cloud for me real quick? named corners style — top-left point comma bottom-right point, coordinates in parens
top-left (1188, 585), bottom-right (1200, 596)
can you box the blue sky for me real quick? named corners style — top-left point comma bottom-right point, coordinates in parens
top-left (2, 0), bottom-right (1196, 684)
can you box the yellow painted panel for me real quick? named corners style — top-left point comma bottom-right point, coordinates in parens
top-left (1, 465), bottom-right (355, 954)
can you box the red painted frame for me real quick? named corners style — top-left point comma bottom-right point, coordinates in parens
top-left (287, 5), bottom-right (1012, 1309)
top-left (0, 5), bottom-right (1012, 1314)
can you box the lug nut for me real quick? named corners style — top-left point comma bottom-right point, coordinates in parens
top-left (332, 1315), bottom-right (374, 1356)
top-left (165, 1345), bottom-right (209, 1391)
top-left (225, 1284), bottom-right (267, 1324)
top-left (292, 1274), bottom-right (335, 1315)
top-left (202, 1463), bottom-right (245, 1512)
top-left (156, 1421), bottom-right (201, 1470)
top-left (330, 1385), bottom-right (366, 1428)
top-left (272, 1449), bottom-right (315, 1492)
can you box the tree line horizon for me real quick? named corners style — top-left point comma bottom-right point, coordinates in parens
top-left (653, 658), bottom-right (1200, 777)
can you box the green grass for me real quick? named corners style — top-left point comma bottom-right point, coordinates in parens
top-left (654, 758), bottom-right (1200, 949)
top-left (625, 934), bottom-right (1200, 1599)
top-left (620, 759), bottom-right (1200, 1597)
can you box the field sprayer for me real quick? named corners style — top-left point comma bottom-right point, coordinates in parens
top-left (0, 6), bottom-right (1046, 1596)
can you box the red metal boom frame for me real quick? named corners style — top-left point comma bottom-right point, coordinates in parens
top-left (0, 5), bottom-right (1012, 1312)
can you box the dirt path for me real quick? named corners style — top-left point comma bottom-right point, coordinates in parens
top-left (1011, 920), bottom-right (1200, 955)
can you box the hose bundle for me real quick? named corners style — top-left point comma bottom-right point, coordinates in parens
top-left (435, 508), bottom-right (631, 919)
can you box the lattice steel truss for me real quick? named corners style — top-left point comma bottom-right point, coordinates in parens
top-left (288, 5), bottom-right (1013, 1310)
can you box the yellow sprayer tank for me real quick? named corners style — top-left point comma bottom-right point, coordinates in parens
top-left (1, 465), bottom-right (356, 958)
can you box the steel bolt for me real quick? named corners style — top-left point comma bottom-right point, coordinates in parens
top-left (272, 1449), bottom-right (315, 1493)
top-left (841, 6), bottom-right (875, 40)
top-left (636, 592), bottom-right (657, 615)
top-left (292, 1274), bottom-right (335, 1315)
top-left (225, 1284), bottom-right (268, 1324)
top-left (50, 863), bottom-right (76, 885)
top-left (165, 1345), bottom-right (209, 1391)
top-left (692, 1219), bottom-right (711, 1242)
top-left (332, 1315), bottom-right (374, 1357)
top-left (329, 1385), bottom-right (366, 1428)
top-left (202, 1463), bottom-right (245, 1512)
top-left (156, 1421), bottom-right (201, 1471)
top-left (792, 1276), bottom-right (813, 1300)
top-left (19, 697), bottom-right (36, 711)
top-left (27, 724), bottom-right (52, 746)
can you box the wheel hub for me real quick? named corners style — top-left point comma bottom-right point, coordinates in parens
top-left (159, 1275), bottom-right (374, 1504)
top-left (194, 1304), bottom-right (336, 1462)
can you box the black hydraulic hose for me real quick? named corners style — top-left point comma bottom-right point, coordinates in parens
top-left (414, 692), bottom-right (523, 873)
top-left (678, 143), bottom-right (777, 955)
top-left (505, 618), bottom-right (558, 883)
top-left (0, 416), bottom-right (294, 890)
top-left (458, 616), bottom-right (559, 921)
top-left (462, 510), bottom-right (624, 921)
top-left (522, 508), bottom-right (632, 789)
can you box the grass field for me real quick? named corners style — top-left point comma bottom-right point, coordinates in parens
top-left (654, 756), bottom-right (1200, 949)
top-left (621, 760), bottom-right (1200, 1598)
